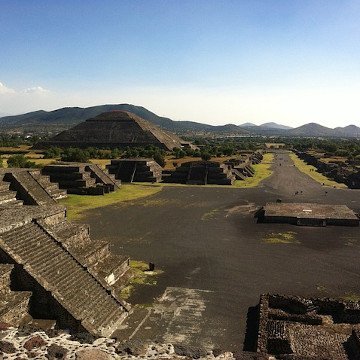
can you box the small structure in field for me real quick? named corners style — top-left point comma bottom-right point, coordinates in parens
top-left (265, 143), bottom-right (285, 149)
top-left (106, 158), bottom-right (162, 183)
top-left (163, 161), bottom-right (235, 185)
top-left (258, 202), bottom-right (359, 226)
top-left (42, 163), bottom-right (120, 195)
top-left (254, 293), bottom-right (360, 359)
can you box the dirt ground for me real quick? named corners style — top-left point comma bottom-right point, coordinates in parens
top-left (82, 151), bottom-right (360, 353)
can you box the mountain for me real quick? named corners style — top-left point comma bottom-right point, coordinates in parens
top-left (0, 104), bottom-right (249, 135)
top-left (239, 122), bottom-right (257, 127)
top-left (0, 104), bottom-right (359, 137)
top-left (333, 125), bottom-right (360, 138)
top-left (287, 123), bottom-right (335, 137)
top-left (259, 122), bottom-right (293, 130)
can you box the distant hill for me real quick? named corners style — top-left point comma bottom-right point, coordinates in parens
top-left (333, 125), bottom-right (360, 138)
top-left (0, 104), bottom-right (249, 135)
top-left (0, 104), bottom-right (359, 137)
top-left (287, 123), bottom-right (335, 137)
top-left (259, 122), bottom-right (293, 130)
top-left (239, 122), bottom-right (257, 127)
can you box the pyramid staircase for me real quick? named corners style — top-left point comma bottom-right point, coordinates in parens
top-left (0, 221), bottom-right (130, 336)
top-left (106, 158), bottom-right (162, 183)
top-left (0, 176), bottom-right (24, 208)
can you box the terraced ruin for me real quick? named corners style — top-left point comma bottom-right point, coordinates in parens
top-left (254, 293), bottom-right (360, 359)
top-left (42, 162), bottom-right (120, 194)
top-left (107, 158), bottom-right (162, 183)
top-left (37, 110), bottom-right (185, 150)
top-left (0, 172), bottom-right (131, 338)
top-left (295, 150), bottom-right (360, 189)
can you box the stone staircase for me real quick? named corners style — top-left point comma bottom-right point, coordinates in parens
top-left (45, 220), bottom-right (131, 291)
top-left (107, 159), bottom-right (162, 183)
top-left (0, 264), bottom-right (32, 326)
top-left (42, 163), bottom-right (119, 195)
top-left (86, 164), bottom-right (121, 192)
top-left (164, 161), bottom-right (235, 185)
top-left (0, 176), bottom-right (24, 208)
top-left (0, 222), bottom-right (129, 336)
top-left (29, 170), bottom-right (67, 200)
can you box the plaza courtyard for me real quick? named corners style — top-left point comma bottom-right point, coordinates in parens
top-left (82, 152), bottom-right (360, 353)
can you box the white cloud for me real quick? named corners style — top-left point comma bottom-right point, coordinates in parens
top-left (22, 86), bottom-right (50, 94)
top-left (0, 82), bottom-right (15, 94)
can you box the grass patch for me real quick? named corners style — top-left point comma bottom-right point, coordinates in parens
top-left (201, 208), bottom-right (220, 220)
top-left (234, 153), bottom-right (274, 188)
top-left (263, 231), bottom-right (299, 244)
top-left (341, 293), bottom-right (360, 302)
top-left (120, 260), bottom-right (163, 300)
top-left (289, 152), bottom-right (347, 189)
top-left (59, 184), bottom-right (162, 220)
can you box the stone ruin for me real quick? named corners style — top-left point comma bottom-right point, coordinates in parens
top-left (42, 162), bottom-right (120, 195)
top-left (106, 158), bottom-right (162, 183)
top-left (0, 205), bottom-right (131, 337)
top-left (258, 202), bottom-right (359, 227)
top-left (252, 293), bottom-right (360, 359)
top-left (37, 110), bottom-right (185, 151)
top-left (0, 168), bottom-right (67, 207)
top-left (0, 171), bottom-right (132, 338)
top-left (295, 150), bottom-right (360, 189)
top-left (225, 152), bottom-right (263, 181)
top-left (163, 161), bottom-right (236, 185)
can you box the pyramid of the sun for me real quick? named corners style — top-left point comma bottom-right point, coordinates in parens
top-left (40, 111), bottom-right (184, 150)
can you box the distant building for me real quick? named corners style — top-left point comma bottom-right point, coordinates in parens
top-left (37, 111), bottom-right (185, 151)
top-left (265, 143), bottom-right (285, 149)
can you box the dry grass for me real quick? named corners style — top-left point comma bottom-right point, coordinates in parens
top-left (89, 158), bottom-right (111, 169)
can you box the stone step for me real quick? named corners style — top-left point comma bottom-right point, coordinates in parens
top-left (0, 291), bottom-right (32, 326)
top-left (0, 190), bottom-right (17, 204)
top-left (0, 181), bottom-right (10, 191)
top-left (0, 222), bottom-right (128, 336)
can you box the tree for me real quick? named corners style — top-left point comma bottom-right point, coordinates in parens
top-left (60, 148), bottom-right (90, 163)
top-left (7, 154), bottom-right (37, 168)
top-left (201, 152), bottom-right (211, 161)
top-left (154, 152), bottom-right (165, 167)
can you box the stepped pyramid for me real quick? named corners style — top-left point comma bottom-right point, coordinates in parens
top-left (38, 110), bottom-right (184, 150)
top-left (0, 206), bottom-right (131, 336)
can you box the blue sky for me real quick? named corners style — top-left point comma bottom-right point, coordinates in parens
top-left (1, 0), bottom-right (360, 127)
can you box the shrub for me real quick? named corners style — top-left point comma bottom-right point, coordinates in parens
top-left (7, 154), bottom-right (37, 168)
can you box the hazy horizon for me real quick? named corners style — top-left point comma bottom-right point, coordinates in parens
top-left (1, 1), bottom-right (360, 128)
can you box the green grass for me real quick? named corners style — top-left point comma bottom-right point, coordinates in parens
top-left (59, 184), bottom-right (162, 220)
top-left (341, 293), bottom-right (360, 302)
top-left (120, 260), bottom-right (163, 300)
top-left (263, 231), bottom-right (299, 244)
top-left (289, 152), bottom-right (347, 189)
top-left (233, 152), bottom-right (274, 188)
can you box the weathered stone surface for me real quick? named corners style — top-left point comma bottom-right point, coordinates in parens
top-left (75, 348), bottom-right (112, 360)
top-left (0, 340), bottom-right (16, 353)
top-left (116, 339), bottom-right (148, 356)
top-left (70, 332), bottom-right (96, 344)
top-left (173, 344), bottom-right (208, 359)
top-left (46, 344), bottom-right (68, 359)
top-left (0, 322), bottom-right (12, 331)
top-left (23, 334), bottom-right (47, 350)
